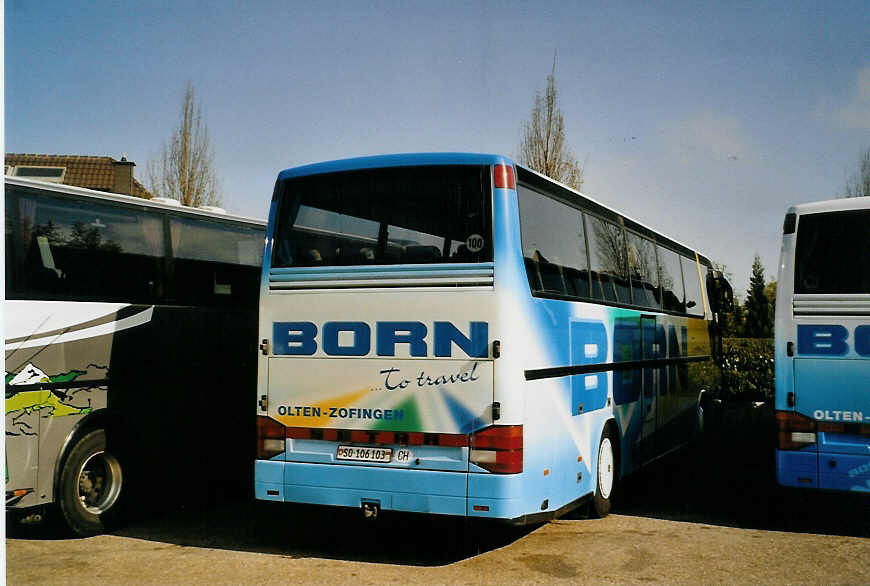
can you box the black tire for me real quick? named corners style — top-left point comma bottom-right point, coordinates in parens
top-left (590, 425), bottom-right (616, 518)
top-left (58, 429), bottom-right (124, 536)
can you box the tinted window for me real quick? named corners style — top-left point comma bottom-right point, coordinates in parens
top-left (681, 255), bottom-right (704, 316)
top-left (272, 165), bottom-right (492, 267)
top-left (170, 216), bottom-right (263, 266)
top-left (587, 216), bottom-right (630, 304)
top-left (658, 246), bottom-right (685, 313)
top-left (795, 210), bottom-right (870, 294)
top-left (6, 188), bottom-right (164, 303)
top-left (627, 232), bottom-right (660, 309)
top-left (170, 216), bottom-right (263, 306)
top-left (518, 185), bottom-right (589, 297)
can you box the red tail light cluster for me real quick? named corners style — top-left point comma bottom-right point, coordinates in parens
top-left (257, 417), bottom-right (470, 459)
top-left (470, 425), bottom-right (523, 474)
top-left (493, 164), bottom-right (516, 190)
top-left (257, 416), bottom-right (286, 459)
top-left (776, 411), bottom-right (870, 451)
top-left (258, 417), bottom-right (524, 474)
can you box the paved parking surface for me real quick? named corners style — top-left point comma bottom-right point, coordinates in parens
top-left (7, 404), bottom-right (870, 585)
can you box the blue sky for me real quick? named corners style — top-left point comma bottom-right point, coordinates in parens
top-left (5, 1), bottom-right (869, 295)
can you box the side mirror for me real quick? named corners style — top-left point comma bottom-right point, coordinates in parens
top-left (708, 270), bottom-right (734, 313)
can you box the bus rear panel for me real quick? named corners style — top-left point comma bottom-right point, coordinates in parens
top-left (775, 202), bottom-right (870, 493)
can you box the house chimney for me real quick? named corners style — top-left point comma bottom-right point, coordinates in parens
top-left (112, 155), bottom-right (136, 196)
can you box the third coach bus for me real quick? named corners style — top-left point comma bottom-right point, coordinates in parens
top-left (775, 197), bottom-right (870, 493)
top-left (255, 153), bottom-right (733, 522)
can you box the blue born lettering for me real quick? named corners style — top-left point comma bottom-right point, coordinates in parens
top-left (272, 321), bottom-right (489, 357)
top-left (274, 322), bottom-right (317, 355)
top-left (323, 321), bottom-right (370, 356)
top-left (433, 321), bottom-right (488, 358)
top-left (376, 322), bottom-right (428, 357)
top-left (797, 324), bottom-right (870, 356)
top-left (855, 326), bottom-right (870, 357)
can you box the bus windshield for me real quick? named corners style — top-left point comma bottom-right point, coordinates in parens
top-left (794, 209), bottom-right (870, 294)
top-left (272, 165), bottom-right (492, 267)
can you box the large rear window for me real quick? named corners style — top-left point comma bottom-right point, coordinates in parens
top-left (272, 165), bottom-right (492, 268)
top-left (795, 209), bottom-right (870, 294)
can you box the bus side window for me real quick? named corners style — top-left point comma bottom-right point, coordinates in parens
top-left (6, 190), bottom-right (165, 303)
top-left (627, 232), bottom-right (661, 309)
top-left (517, 184), bottom-right (587, 299)
top-left (658, 245), bottom-right (686, 313)
top-left (170, 217), bottom-right (263, 306)
top-left (681, 255), bottom-right (705, 316)
top-left (587, 216), bottom-right (628, 304)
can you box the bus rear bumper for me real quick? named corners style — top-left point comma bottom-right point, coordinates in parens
top-left (255, 460), bottom-right (527, 519)
top-left (776, 449), bottom-right (870, 492)
top-left (775, 449), bottom-right (818, 488)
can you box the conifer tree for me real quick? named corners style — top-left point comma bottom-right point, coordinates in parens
top-left (743, 255), bottom-right (772, 338)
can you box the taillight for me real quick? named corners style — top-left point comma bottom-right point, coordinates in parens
top-left (493, 164), bottom-right (516, 190)
top-left (257, 416), bottom-right (286, 459)
top-left (776, 411), bottom-right (817, 451)
top-left (777, 411), bottom-right (870, 450)
top-left (470, 425), bottom-right (523, 474)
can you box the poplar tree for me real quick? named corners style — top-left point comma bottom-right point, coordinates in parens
top-left (148, 82), bottom-right (222, 207)
top-left (518, 59), bottom-right (584, 190)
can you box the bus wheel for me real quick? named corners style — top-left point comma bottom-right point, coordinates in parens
top-left (590, 427), bottom-right (616, 518)
top-left (58, 429), bottom-right (124, 536)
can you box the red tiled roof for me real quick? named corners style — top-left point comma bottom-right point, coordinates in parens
top-left (5, 153), bottom-right (153, 199)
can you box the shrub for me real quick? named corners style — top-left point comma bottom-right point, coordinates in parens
top-left (720, 338), bottom-right (774, 402)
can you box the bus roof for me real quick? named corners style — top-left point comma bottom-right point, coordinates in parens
top-left (276, 153), bottom-right (512, 181)
top-left (787, 196), bottom-right (870, 217)
top-left (5, 176), bottom-right (265, 227)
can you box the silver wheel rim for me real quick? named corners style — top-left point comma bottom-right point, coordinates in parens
top-left (77, 450), bottom-right (122, 515)
top-left (598, 437), bottom-right (614, 500)
top-left (698, 402), bottom-right (705, 433)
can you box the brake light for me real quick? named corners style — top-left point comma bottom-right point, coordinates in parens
top-left (493, 164), bottom-right (516, 190)
top-left (257, 416), bottom-right (286, 459)
top-left (470, 425), bottom-right (523, 474)
top-left (776, 411), bottom-right (817, 451)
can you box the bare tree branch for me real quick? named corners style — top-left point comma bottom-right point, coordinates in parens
top-left (844, 146), bottom-right (870, 198)
top-left (518, 58), bottom-right (584, 190)
top-left (147, 82), bottom-right (222, 207)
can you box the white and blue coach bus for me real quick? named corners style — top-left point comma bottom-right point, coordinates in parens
top-left (256, 153), bottom-right (733, 523)
top-left (774, 197), bottom-right (870, 493)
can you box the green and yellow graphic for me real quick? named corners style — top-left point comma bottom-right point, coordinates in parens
top-left (5, 364), bottom-right (97, 434)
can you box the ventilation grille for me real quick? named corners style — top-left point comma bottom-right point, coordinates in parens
top-left (269, 263), bottom-right (494, 291)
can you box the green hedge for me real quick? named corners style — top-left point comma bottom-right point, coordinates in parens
top-left (721, 338), bottom-right (774, 402)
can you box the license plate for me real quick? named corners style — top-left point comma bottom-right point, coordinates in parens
top-left (336, 445), bottom-right (393, 463)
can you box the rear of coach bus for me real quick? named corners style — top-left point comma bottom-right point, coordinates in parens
top-left (254, 154), bottom-right (526, 518)
top-left (775, 200), bottom-right (870, 492)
